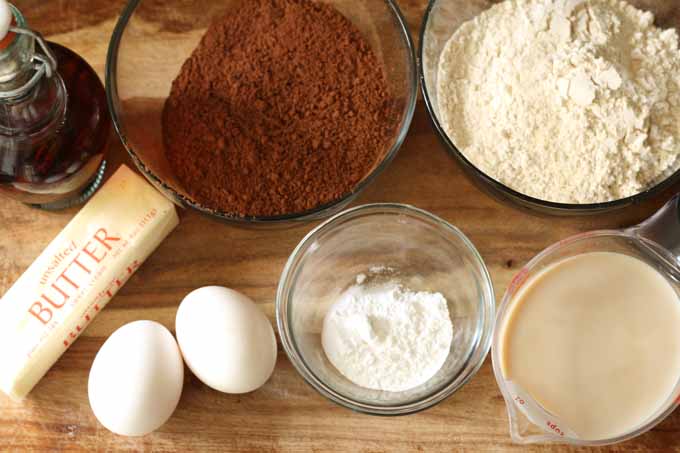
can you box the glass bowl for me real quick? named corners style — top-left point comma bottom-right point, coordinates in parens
top-left (419, 0), bottom-right (680, 216)
top-left (276, 204), bottom-right (495, 415)
top-left (106, 0), bottom-right (417, 226)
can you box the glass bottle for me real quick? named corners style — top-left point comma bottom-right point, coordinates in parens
top-left (0, 3), bottom-right (110, 209)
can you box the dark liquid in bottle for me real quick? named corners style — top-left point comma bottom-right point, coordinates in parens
top-left (0, 42), bottom-right (110, 207)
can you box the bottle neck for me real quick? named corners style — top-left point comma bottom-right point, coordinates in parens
top-left (0, 72), bottom-right (66, 137)
top-left (0, 3), bottom-right (66, 138)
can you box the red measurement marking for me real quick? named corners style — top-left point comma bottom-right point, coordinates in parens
top-left (514, 396), bottom-right (525, 405)
top-left (63, 340), bottom-right (69, 347)
top-left (94, 304), bottom-right (100, 312)
top-left (76, 325), bottom-right (82, 332)
top-left (85, 314), bottom-right (91, 322)
top-left (509, 269), bottom-right (529, 292)
top-left (547, 421), bottom-right (565, 437)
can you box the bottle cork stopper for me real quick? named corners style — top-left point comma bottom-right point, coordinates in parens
top-left (0, 1), bottom-right (15, 49)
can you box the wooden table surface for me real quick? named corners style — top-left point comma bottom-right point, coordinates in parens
top-left (2, 1), bottom-right (680, 452)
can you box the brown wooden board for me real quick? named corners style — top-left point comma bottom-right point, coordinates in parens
top-left (2, 1), bottom-right (679, 451)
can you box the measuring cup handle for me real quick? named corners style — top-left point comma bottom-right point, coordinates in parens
top-left (628, 194), bottom-right (680, 267)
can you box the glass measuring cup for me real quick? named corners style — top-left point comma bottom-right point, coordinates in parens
top-left (492, 194), bottom-right (680, 446)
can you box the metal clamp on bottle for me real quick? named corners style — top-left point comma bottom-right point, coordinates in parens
top-left (0, 26), bottom-right (57, 100)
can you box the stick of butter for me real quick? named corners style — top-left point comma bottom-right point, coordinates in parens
top-left (0, 165), bottom-right (179, 401)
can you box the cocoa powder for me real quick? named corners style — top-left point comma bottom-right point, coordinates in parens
top-left (162, 0), bottom-right (400, 217)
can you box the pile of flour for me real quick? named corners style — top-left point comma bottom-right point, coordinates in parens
top-left (436, 0), bottom-right (680, 203)
top-left (321, 279), bottom-right (453, 392)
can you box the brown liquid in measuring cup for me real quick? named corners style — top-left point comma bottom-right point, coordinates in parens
top-left (500, 252), bottom-right (680, 440)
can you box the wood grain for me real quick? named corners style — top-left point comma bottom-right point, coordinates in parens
top-left (2, 0), bottom-right (680, 451)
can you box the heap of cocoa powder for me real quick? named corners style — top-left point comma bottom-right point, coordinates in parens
top-left (162, 0), bottom-right (400, 217)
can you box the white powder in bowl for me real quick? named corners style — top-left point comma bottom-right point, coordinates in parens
top-left (436, 0), bottom-right (680, 203)
top-left (321, 279), bottom-right (453, 392)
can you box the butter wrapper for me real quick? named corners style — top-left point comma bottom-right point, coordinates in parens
top-left (0, 165), bottom-right (179, 400)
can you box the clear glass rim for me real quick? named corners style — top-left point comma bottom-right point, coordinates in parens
top-left (106, 0), bottom-right (418, 224)
top-left (491, 230), bottom-right (680, 446)
top-left (276, 203), bottom-right (496, 415)
top-left (418, 0), bottom-right (680, 214)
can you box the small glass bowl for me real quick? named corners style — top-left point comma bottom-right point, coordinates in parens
top-left (276, 204), bottom-right (495, 415)
top-left (106, 0), bottom-right (417, 226)
top-left (419, 0), bottom-right (680, 215)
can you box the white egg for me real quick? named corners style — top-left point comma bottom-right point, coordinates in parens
top-left (175, 286), bottom-right (277, 394)
top-left (88, 321), bottom-right (184, 437)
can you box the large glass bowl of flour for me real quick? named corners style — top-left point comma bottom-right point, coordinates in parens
top-left (276, 204), bottom-right (495, 415)
top-left (420, 0), bottom-right (680, 215)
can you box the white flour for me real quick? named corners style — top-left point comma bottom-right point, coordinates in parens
top-left (321, 278), bottom-right (453, 392)
top-left (436, 0), bottom-right (680, 203)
